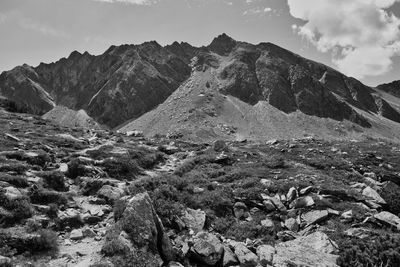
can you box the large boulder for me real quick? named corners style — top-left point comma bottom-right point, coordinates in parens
top-left (302, 210), bottom-right (329, 226)
top-left (374, 211), bottom-right (400, 230)
top-left (257, 244), bottom-right (275, 266)
top-left (97, 185), bottom-right (125, 204)
top-left (190, 232), bottom-right (224, 265)
top-left (362, 186), bottom-right (386, 205)
top-left (273, 231), bottom-right (338, 266)
top-left (112, 192), bottom-right (175, 262)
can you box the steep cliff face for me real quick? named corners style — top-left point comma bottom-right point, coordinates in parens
top-left (1, 34), bottom-right (399, 132)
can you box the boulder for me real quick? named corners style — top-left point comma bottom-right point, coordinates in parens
top-left (0, 255), bottom-right (11, 266)
top-left (290, 196), bottom-right (315, 209)
top-left (118, 192), bottom-right (175, 262)
top-left (257, 244), bottom-right (276, 266)
top-left (223, 245), bottom-right (239, 267)
top-left (182, 208), bottom-right (206, 233)
top-left (302, 210), bottom-right (329, 226)
top-left (374, 211), bottom-right (400, 230)
top-left (362, 186), bottom-right (386, 205)
top-left (285, 218), bottom-right (299, 232)
top-left (213, 140), bottom-right (228, 152)
top-left (70, 229), bottom-right (84, 240)
top-left (274, 231), bottom-right (338, 267)
top-left (286, 187), bottom-right (297, 202)
top-left (97, 185), bottom-right (124, 204)
top-left (263, 199), bottom-right (276, 212)
top-left (233, 202), bottom-right (250, 220)
top-left (190, 232), bottom-right (224, 265)
top-left (3, 186), bottom-right (22, 200)
top-left (230, 241), bottom-right (258, 267)
top-left (261, 218), bottom-right (275, 230)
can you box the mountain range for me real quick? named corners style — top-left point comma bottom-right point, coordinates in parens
top-left (1, 34), bottom-right (400, 141)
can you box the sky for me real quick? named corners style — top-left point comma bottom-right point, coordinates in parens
top-left (1, 0), bottom-right (400, 86)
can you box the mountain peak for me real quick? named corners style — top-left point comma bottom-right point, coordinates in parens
top-left (208, 33), bottom-right (237, 55)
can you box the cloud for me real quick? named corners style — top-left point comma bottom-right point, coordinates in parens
top-left (288, 0), bottom-right (400, 79)
top-left (91, 0), bottom-right (155, 4)
top-left (243, 6), bottom-right (274, 15)
top-left (19, 18), bottom-right (70, 39)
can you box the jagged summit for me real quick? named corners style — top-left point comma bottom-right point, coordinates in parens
top-left (208, 33), bottom-right (237, 55)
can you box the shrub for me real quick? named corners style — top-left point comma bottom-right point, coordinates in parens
top-left (32, 229), bottom-right (59, 253)
top-left (0, 192), bottom-right (33, 225)
top-left (29, 189), bottom-right (68, 205)
top-left (0, 174), bottom-right (29, 188)
top-left (380, 182), bottom-right (400, 216)
top-left (37, 171), bottom-right (68, 191)
top-left (226, 221), bottom-right (275, 242)
top-left (337, 234), bottom-right (400, 267)
top-left (66, 158), bottom-right (87, 179)
top-left (0, 162), bottom-right (28, 174)
top-left (100, 157), bottom-right (140, 180)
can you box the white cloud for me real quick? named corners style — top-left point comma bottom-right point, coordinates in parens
top-left (91, 0), bottom-right (155, 4)
top-left (19, 18), bottom-right (70, 39)
top-left (288, 0), bottom-right (400, 79)
top-left (243, 6), bottom-right (274, 15)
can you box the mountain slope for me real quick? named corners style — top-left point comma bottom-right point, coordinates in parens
top-left (1, 34), bottom-right (400, 137)
top-left (377, 80), bottom-right (400, 98)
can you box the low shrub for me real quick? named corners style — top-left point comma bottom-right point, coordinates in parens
top-left (29, 189), bottom-right (68, 205)
top-left (226, 221), bottom-right (275, 242)
top-left (0, 174), bottom-right (29, 188)
top-left (0, 192), bottom-right (33, 225)
top-left (100, 157), bottom-right (140, 180)
top-left (37, 171), bottom-right (68, 191)
top-left (337, 234), bottom-right (400, 267)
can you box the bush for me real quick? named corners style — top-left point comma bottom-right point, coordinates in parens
top-left (380, 182), bottom-right (400, 216)
top-left (32, 230), bottom-right (59, 253)
top-left (100, 157), bottom-right (140, 180)
top-left (0, 162), bottom-right (28, 174)
top-left (66, 159), bottom-right (87, 179)
top-left (29, 189), bottom-right (68, 205)
top-left (0, 192), bottom-right (32, 225)
top-left (226, 221), bottom-right (275, 242)
top-left (0, 174), bottom-right (29, 188)
top-left (37, 171), bottom-right (68, 191)
top-left (337, 234), bottom-right (400, 267)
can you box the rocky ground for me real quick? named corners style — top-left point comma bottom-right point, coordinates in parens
top-left (1, 107), bottom-right (400, 267)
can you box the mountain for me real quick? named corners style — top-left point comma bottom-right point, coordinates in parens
top-left (42, 106), bottom-right (102, 129)
top-left (377, 80), bottom-right (400, 98)
top-left (1, 34), bottom-right (400, 140)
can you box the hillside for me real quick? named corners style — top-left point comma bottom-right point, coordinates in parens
top-left (42, 106), bottom-right (102, 130)
top-left (377, 80), bottom-right (400, 98)
top-left (1, 107), bottom-right (400, 266)
top-left (1, 34), bottom-right (400, 139)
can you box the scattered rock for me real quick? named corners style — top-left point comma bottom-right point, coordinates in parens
top-left (213, 140), bottom-right (228, 152)
top-left (233, 202), bottom-right (250, 220)
top-left (302, 210), bottom-right (329, 226)
top-left (257, 244), bottom-right (275, 266)
top-left (70, 229), bottom-right (84, 240)
top-left (230, 241), bottom-right (258, 267)
top-left (285, 218), bottom-right (299, 232)
top-left (222, 245), bottom-right (239, 267)
top-left (362, 186), bottom-right (386, 205)
top-left (374, 211), bottom-right (400, 230)
top-left (97, 185), bottom-right (125, 204)
top-left (191, 232), bottom-right (224, 265)
top-left (290, 196), bottom-right (315, 209)
top-left (182, 208), bottom-right (206, 233)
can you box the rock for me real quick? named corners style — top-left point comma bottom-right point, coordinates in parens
top-left (223, 245), bottom-right (239, 267)
top-left (344, 228), bottom-right (371, 238)
top-left (233, 202), bottom-right (250, 220)
top-left (97, 185), bottom-right (125, 204)
top-left (213, 140), bottom-right (228, 152)
top-left (266, 139), bottom-right (278, 145)
top-left (341, 210), bottom-right (353, 220)
top-left (191, 232), bottom-right (224, 265)
top-left (59, 163), bottom-right (69, 173)
top-left (0, 255), bottom-right (11, 266)
top-left (286, 187), bottom-right (297, 202)
top-left (374, 211), bottom-right (400, 229)
top-left (57, 208), bottom-right (84, 229)
top-left (299, 186), bottom-right (313, 195)
top-left (263, 199), bottom-right (276, 212)
top-left (285, 218), bottom-right (299, 232)
top-left (274, 231), bottom-right (338, 267)
top-left (362, 186), bottom-right (386, 205)
top-left (230, 241), bottom-right (258, 267)
top-left (182, 208), bottom-right (206, 233)
top-left (192, 186), bottom-right (205, 194)
top-left (168, 262), bottom-right (184, 267)
top-left (302, 210), bottom-right (329, 226)
top-left (117, 192), bottom-right (175, 261)
top-left (4, 186), bottom-right (22, 200)
top-left (82, 227), bottom-right (96, 238)
top-left (261, 218), bottom-right (275, 230)
top-left (277, 230), bottom-right (297, 241)
top-left (266, 196), bottom-right (286, 212)
top-left (70, 229), bottom-right (84, 240)
top-left (126, 130), bottom-right (144, 137)
top-left (290, 196), bottom-right (315, 209)
top-left (257, 244), bottom-right (275, 266)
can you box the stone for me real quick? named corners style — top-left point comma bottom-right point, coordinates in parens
top-left (257, 244), bottom-right (275, 266)
top-left (213, 140), bottom-right (228, 152)
top-left (374, 211), bottom-right (400, 229)
top-left (261, 218), bottom-right (275, 230)
top-left (299, 186), bottom-right (313, 195)
top-left (191, 232), bottom-right (224, 266)
top-left (4, 186), bottom-right (22, 200)
top-left (83, 227), bottom-right (96, 238)
top-left (260, 179), bottom-right (274, 187)
top-left (223, 245), bottom-right (239, 267)
top-left (362, 186), bottom-right (386, 205)
top-left (168, 262), bottom-right (184, 267)
top-left (182, 208), bottom-right (206, 233)
top-left (344, 228), bottom-right (371, 239)
top-left (285, 218), bottom-right (299, 232)
top-left (290, 196), bottom-right (315, 209)
top-left (59, 163), bottom-right (69, 173)
top-left (302, 210), bottom-right (329, 226)
top-left (230, 241), bottom-right (258, 267)
top-left (273, 231), bottom-right (338, 267)
top-left (263, 199), bottom-right (276, 212)
top-left (233, 202), bottom-right (249, 220)
top-left (97, 185), bottom-right (125, 204)
top-left (286, 187), bottom-right (297, 202)
top-left (266, 196), bottom-right (286, 212)
top-left (70, 229), bottom-right (84, 240)
top-left (341, 210), bottom-right (353, 220)
top-left (126, 130), bottom-right (144, 137)
top-left (118, 192), bottom-right (175, 261)
top-left (0, 255), bottom-right (11, 266)
top-left (192, 187), bottom-right (205, 194)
